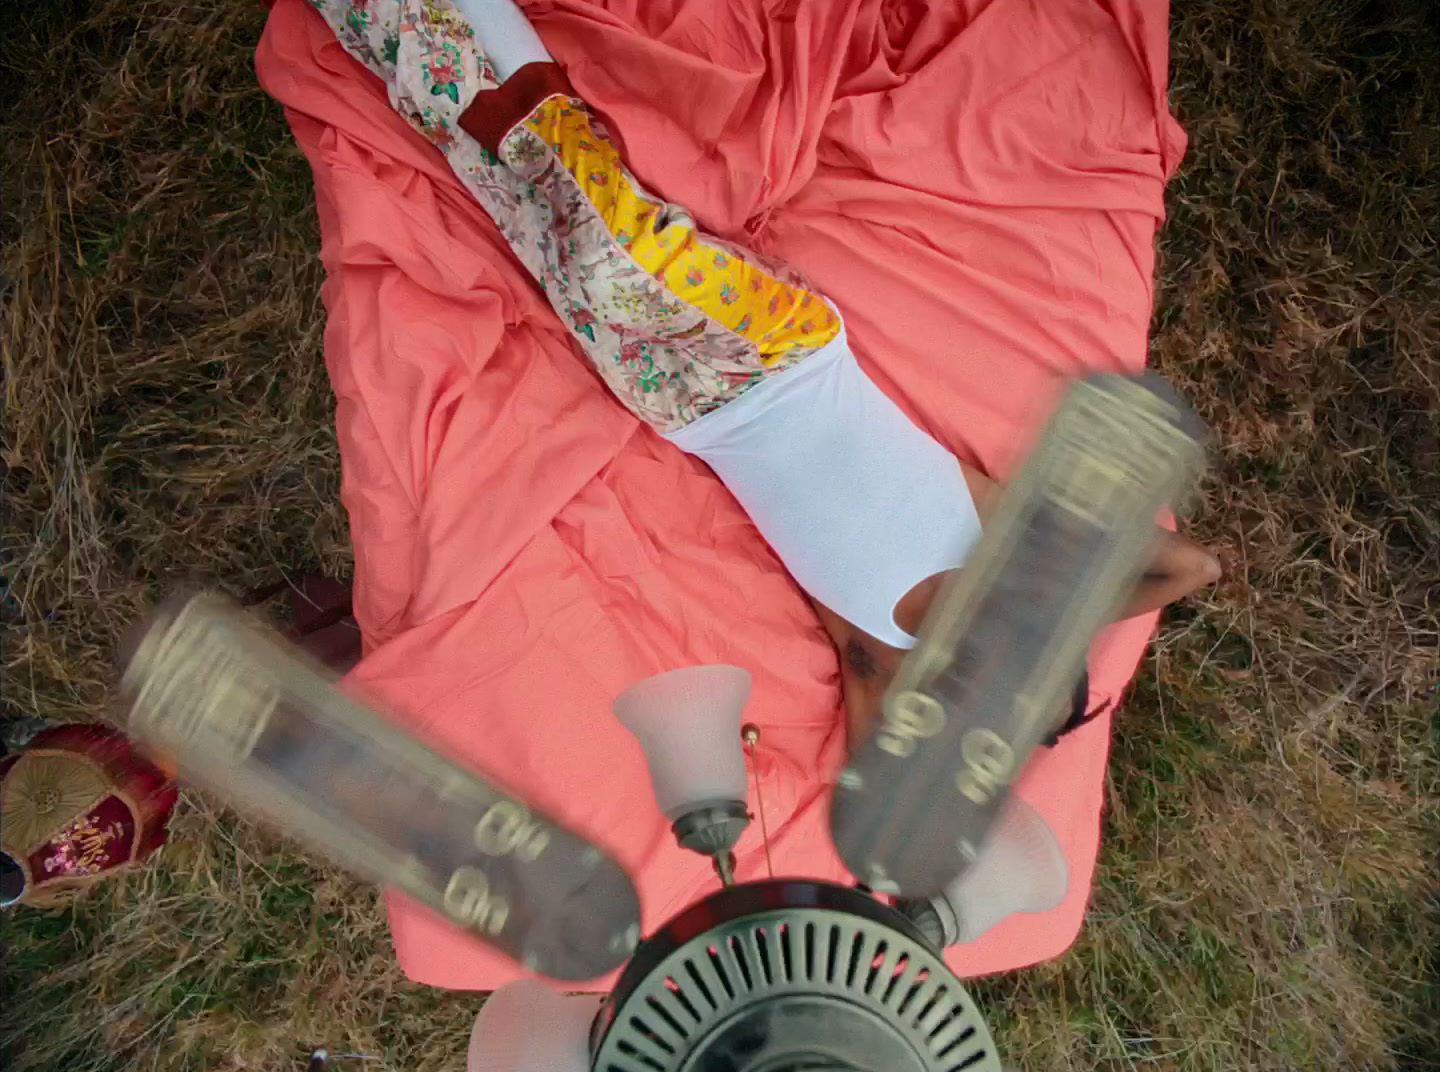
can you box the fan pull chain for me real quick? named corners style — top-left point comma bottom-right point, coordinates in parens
top-left (742, 724), bottom-right (774, 878)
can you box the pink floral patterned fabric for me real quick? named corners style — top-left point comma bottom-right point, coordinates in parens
top-left (310, 0), bottom-right (828, 432)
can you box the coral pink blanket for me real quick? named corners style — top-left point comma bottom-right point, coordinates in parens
top-left (257, 0), bottom-right (1184, 990)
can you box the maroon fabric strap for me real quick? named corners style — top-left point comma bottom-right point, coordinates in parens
top-left (458, 61), bottom-right (575, 154)
top-left (244, 575), bottom-right (361, 673)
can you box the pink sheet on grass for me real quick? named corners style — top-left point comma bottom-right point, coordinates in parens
top-left (256, 0), bottom-right (1185, 990)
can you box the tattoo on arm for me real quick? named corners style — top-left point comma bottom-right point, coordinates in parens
top-left (845, 637), bottom-right (879, 680)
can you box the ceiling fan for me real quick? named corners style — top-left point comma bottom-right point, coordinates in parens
top-left (119, 373), bottom-right (1205, 1072)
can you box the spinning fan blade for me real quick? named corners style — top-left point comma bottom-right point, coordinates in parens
top-left (467, 980), bottom-right (602, 1072)
top-left (832, 374), bottom-right (1206, 896)
top-left (119, 591), bottom-right (642, 981)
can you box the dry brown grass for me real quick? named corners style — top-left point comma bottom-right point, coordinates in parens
top-left (2, 0), bottom-right (1437, 1070)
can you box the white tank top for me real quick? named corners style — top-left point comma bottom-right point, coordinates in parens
top-left (665, 329), bottom-right (982, 648)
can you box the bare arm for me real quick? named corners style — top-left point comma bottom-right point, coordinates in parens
top-left (1118, 528), bottom-right (1222, 619)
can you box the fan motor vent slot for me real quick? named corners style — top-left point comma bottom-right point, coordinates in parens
top-left (727, 933), bottom-right (754, 990)
top-left (755, 927), bottom-right (775, 985)
top-left (883, 951), bottom-right (912, 1003)
top-left (936, 1024), bottom-right (978, 1059)
top-left (951, 1049), bottom-right (992, 1071)
top-left (864, 940), bottom-right (890, 995)
top-left (627, 1015), bottom-right (675, 1055)
top-left (778, 923), bottom-right (796, 982)
top-left (646, 994), bottom-right (689, 1040)
top-left (614, 1036), bottom-right (667, 1072)
top-left (683, 959), bottom-right (716, 1011)
top-left (705, 942), bottom-right (736, 1000)
top-left (825, 923), bottom-right (843, 983)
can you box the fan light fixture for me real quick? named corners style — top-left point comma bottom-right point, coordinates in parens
top-left (899, 796), bottom-right (1069, 946)
top-left (613, 664), bottom-right (753, 885)
top-left (466, 979), bottom-right (602, 1072)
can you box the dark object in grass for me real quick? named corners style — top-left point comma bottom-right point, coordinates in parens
top-left (0, 724), bottom-right (177, 908)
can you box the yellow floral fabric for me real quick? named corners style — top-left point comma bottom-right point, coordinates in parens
top-left (312, 0), bottom-right (843, 430)
top-left (522, 98), bottom-right (840, 364)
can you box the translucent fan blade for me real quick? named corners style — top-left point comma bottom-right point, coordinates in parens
top-left (467, 980), bottom-right (602, 1072)
top-left (832, 374), bottom-right (1207, 896)
top-left (120, 591), bottom-right (642, 981)
top-left (614, 665), bottom-right (751, 817)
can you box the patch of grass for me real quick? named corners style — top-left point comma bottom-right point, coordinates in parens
top-left (2, 0), bottom-right (1437, 1070)
top-left (1, 799), bottom-right (478, 1072)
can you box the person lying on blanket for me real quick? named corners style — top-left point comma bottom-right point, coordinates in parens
top-left (316, 0), bottom-right (1221, 747)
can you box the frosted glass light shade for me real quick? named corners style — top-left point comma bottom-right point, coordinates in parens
top-left (943, 796), bottom-right (1069, 944)
top-left (613, 665), bottom-right (752, 818)
top-left (466, 979), bottom-right (602, 1072)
